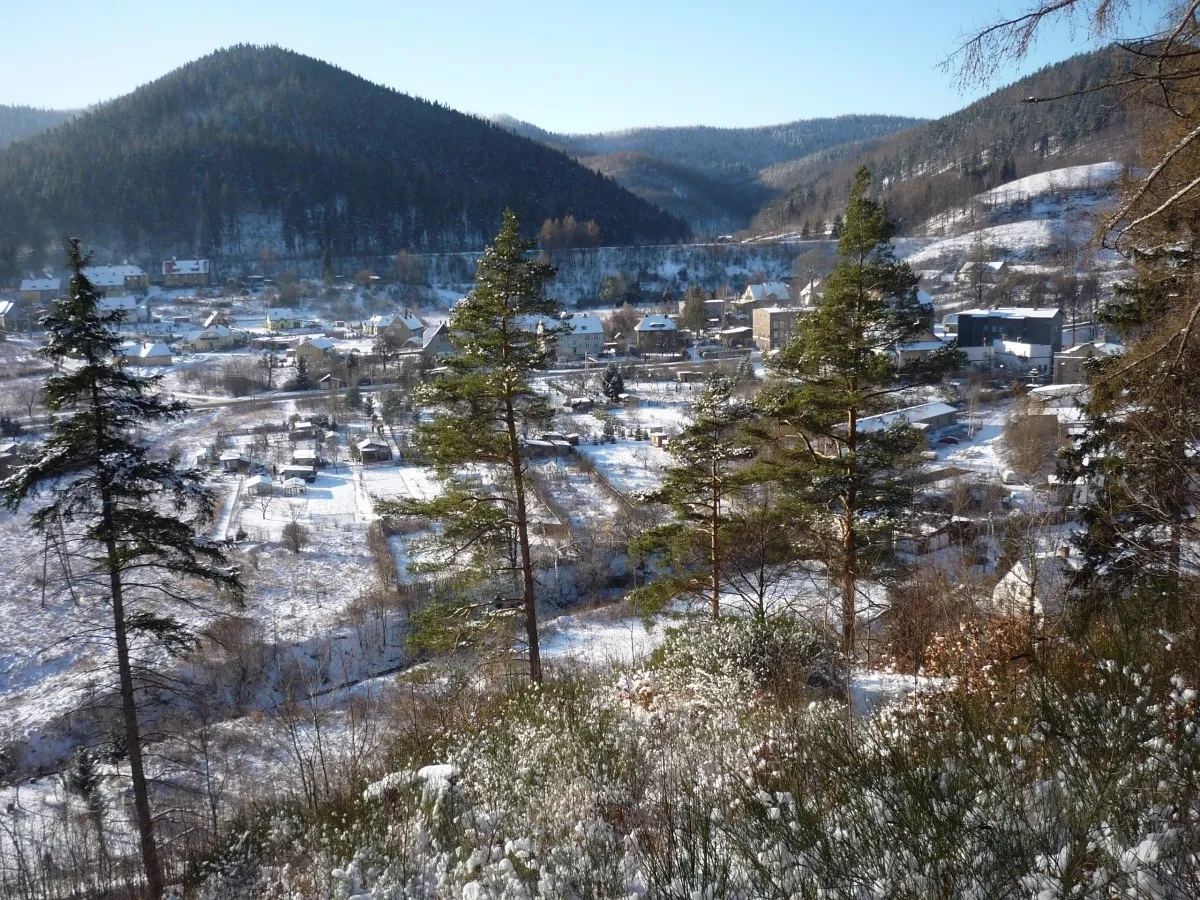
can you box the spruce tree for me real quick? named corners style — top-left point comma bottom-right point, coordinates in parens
top-left (600, 363), bottom-right (625, 404)
top-left (1, 240), bottom-right (241, 897)
top-left (376, 210), bottom-right (558, 682)
top-left (632, 375), bottom-right (757, 619)
top-left (292, 355), bottom-right (311, 391)
top-left (762, 168), bottom-right (960, 653)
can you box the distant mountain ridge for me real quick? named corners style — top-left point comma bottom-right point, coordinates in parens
top-left (0, 106), bottom-right (75, 149)
top-left (753, 47), bottom-right (1135, 237)
top-left (0, 46), bottom-right (688, 277)
top-left (492, 114), bottom-right (925, 233)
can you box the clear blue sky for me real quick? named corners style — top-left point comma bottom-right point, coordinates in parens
top-left (0, 0), bottom-right (1164, 133)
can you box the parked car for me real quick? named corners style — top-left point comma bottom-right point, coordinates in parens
top-left (937, 436), bottom-right (960, 446)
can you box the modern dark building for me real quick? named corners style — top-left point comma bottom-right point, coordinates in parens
top-left (955, 307), bottom-right (1063, 371)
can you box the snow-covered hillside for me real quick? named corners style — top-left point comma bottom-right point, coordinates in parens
top-left (905, 161), bottom-right (1127, 269)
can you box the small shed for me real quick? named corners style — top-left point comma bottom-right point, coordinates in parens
top-left (279, 464), bottom-right (317, 483)
top-left (281, 477), bottom-right (308, 496)
top-left (293, 448), bottom-right (320, 467)
top-left (245, 474), bottom-right (275, 496)
top-left (219, 451), bottom-right (249, 473)
top-left (355, 437), bottom-right (392, 462)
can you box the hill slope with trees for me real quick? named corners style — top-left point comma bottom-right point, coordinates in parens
top-left (753, 47), bottom-right (1135, 236)
top-left (0, 46), bottom-right (688, 275)
top-left (493, 114), bottom-right (925, 234)
top-left (0, 105), bottom-right (75, 149)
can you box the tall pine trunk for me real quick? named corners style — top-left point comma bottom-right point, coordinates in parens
top-left (506, 398), bottom-right (541, 682)
top-left (93, 381), bottom-right (163, 899)
top-left (710, 460), bottom-right (721, 620)
top-left (841, 406), bottom-right (858, 654)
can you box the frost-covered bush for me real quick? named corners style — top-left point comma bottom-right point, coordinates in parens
top-left (651, 615), bottom-right (843, 699)
top-left (195, 651), bottom-right (1200, 899)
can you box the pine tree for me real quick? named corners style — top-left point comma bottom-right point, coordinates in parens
top-left (632, 375), bottom-right (757, 619)
top-left (376, 210), bottom-right (558, 682)
top-left (762, 168), bottom-right (957, 653)
top-left (292, 355), bottom-right (311, 391)
top-left (1, 240), bottom-right (241, 898)
top-left (600, 363), bottom-right (625, 404)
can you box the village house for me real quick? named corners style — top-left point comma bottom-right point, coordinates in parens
top-left (118, 341), bottom-right (173, 366)
top-left (741, 282), bottom-right (790, 307)
top-left (0, 300), bottom-right (13, 336)
top-left (203, 311), bottom-right (231, 328)
top-left (84, 264), bottom-right (150, 295)
top-left (19, 278), bottom-right (61, 304)
top-left (752, 306), bottom-right (804, 352)
top-left (265, 308), bottom-right (304, 331)
top-left (957, 260), bottom-right (1009, 284)
top-left (420, 321), bottom-right (455, 361)
top-left (162, 258), bottom-right (212, 288)
top-left (97, 295), bottom-right (150, 323)
top-left (633, 315), bottom-right (680, 352)
top-left (180, 324), bottom-right (242, 352)
top-left (887, 329), bottom-right (948, 366)
top-left (548, 313), bottom-right (605, 361)
top-left (294, 336), bottom-right (340, 367)
top-left (364, 311), bottom-right (425, 345)
top-left (1053, 341), bottom-right (1124, 384)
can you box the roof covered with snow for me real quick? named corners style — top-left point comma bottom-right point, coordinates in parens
top-left (958, 307), bottom-right (1062, 320)
top-left (83, 265), bottom-right (146, 286)
top-left (20, 278), bottom-right (59, 292)
top-left (854, 401), bottom-right (958, 434)
top-left (565, 314), bottom-right (603, 335)
top-left (162, 258), bottom-right (209, 275)
top-left (635, 315), bottom-right (676, 332)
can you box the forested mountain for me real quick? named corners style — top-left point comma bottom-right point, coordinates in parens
top-left (0, 106), bottom-right (75, 149)
top-left (493, 114), bottom-right (924, 233)
top-left (0, 46), bottom-right (688, 274)
top-left (753, 47), bottom-right (1135, 235)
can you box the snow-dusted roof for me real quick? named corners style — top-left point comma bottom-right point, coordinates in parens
top-left (565, 314), bottom-right (603, 335)
top-left (281, 477), bottom-right (307, 489)
top-left (266, 308), bottom-right (303, 319)
top-left (20, 278), bottom-right (59, 292)
top-left (745, 282), bottom-right (790, 302)
top-left (245, 474), bottom-right (273, 488)
top-left (635, 315), bottom-right (676, 332)
top-left (84, 265), bottom-right (146, 286)
top-left (300, 336), bottom-right (337, 351)
top-left (98, 296), bottom-right (138, 312)
top-left (0, 300), bottom-right (14, 316)
top-left (854, 401), bottom-right (958, 434)
top-left (162, 259), bottom-right (209, 275)
top-left (357, 437), bottom-right (389, 450)
top-left (958, 307), bottom-right (1061, 319)
top-left (135, 342), bottom-right (171, 359)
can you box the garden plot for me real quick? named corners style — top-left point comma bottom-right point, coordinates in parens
top-left (575, 437), bottom-right (671, 497)
top-left (532, 458), bottom-right (623, 529)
